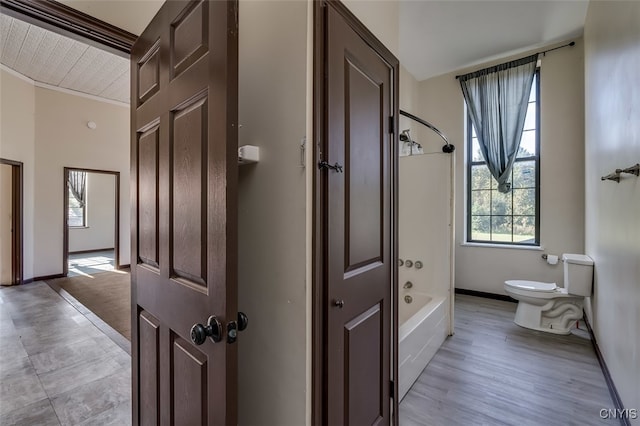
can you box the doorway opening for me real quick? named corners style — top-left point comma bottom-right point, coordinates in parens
top-left (63, 167), bottom-right (121, 277)
top-left (0, 158), bottom-right (23, 286)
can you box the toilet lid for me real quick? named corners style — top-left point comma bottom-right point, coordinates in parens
top-left (505, 280), bottom-right (557, 292)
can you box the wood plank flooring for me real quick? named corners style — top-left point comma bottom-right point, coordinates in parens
top-left (399, 294), bottom-right (617, 425)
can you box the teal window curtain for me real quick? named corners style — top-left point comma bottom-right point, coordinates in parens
top-left (459, 54), bottom-right (538, 193)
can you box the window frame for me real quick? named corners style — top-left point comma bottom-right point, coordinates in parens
top-left (466, 69), bottom-right (541, 247)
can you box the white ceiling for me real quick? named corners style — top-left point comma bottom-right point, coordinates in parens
top-left (1, 1), bottom-right (590, 104)
top-left (0, 14), bottom-right (130, 103)
top-left (0, 1), bottom-right (162, 105)
top-left (57, 0), bottom-right (163, 36)
top-left (400, 1), bottom-right (589, 81)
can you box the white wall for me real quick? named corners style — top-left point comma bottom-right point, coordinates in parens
top-left (584, 1), bottom-right (640, 416)
top-left (0, 69), bottom-right (36, 281)
top-left (399, 65), bottom-right (430, 152)
top-left (34, 86), bottom-right (129, 276)
top-left (1, 164), bottom-right (12, 284)
top-left (416, 41), bottom-right (586, 295)
top-left (237, 1), bottom-right (308, 425)
top-left (343, 0), bottom-right (399, 57)
top-left (68, 172), bottom-right (116, 252)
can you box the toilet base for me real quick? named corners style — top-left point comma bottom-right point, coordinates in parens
top-left (513, 298), bottom-right (583, 335)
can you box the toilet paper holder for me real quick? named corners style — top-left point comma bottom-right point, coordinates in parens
top-left (541, 253), bottom-right (560, 264)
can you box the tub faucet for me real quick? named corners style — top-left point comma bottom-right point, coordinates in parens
top-left (403, 281), bottom-right (413, 289)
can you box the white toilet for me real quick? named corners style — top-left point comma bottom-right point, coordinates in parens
top-left (504, 254), bottom-right (594, 335)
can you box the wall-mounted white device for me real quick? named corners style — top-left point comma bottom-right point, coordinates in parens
top-left (238, 145), bottom-right (259, 165)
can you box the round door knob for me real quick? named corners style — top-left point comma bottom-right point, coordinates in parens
top-left (334, 299), bottom-right (345, 308)
top-left (190, 324), bottom-right (208, 345)
top-left (190, 316), bottom-right (222, 345)
top-left (237, 311), bottom-right (249, 331)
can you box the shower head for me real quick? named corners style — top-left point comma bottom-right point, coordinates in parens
top-left (399, 129), bottom-right (411, 142)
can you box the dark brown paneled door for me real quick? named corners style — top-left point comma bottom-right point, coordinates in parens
top-left (130, 1), bottom-right (238, 425)
top-left (324, 4), bottom-right (396, 425)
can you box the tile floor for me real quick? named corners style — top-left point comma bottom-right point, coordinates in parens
top-left (68, 250), bottom-right (116, 277)
top-left (0, 281), bottom-right (131, 425)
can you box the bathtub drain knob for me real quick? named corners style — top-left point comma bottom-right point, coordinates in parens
top-left (334, 299), bottom-right (345, 308)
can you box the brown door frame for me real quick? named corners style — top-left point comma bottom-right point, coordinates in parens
top-left (0, 158), bottom-right (23, 285)
top-left (312, 1), bottom-right (399, 424)
top-left (63, 167), bottom-right (121, 276)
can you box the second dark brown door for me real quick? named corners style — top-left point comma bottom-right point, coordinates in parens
top-left (321, 3), bottom-right (398, 425)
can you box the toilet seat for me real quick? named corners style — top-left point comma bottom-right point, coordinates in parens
top-left (504, 280), bottom-right (571, 301)
top-left (505, 280), bottom-right (557, 292)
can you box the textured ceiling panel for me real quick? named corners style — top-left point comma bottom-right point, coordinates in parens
top-left (99, 70), bottom-right (129, 101)
top-left (14, 25), bottom-right (47, 71)
top-left (0, 16), bottom-right (129, 103)
top-left (1, 15), bottom-right (29, 68)
top-left (31, 37), bottom-right (82, 84)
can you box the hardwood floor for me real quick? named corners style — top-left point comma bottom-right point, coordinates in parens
top-left (399, 294), bottom-right (617, 425)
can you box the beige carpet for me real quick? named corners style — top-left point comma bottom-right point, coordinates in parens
top-left (47, 271), bottom-right (131, 340)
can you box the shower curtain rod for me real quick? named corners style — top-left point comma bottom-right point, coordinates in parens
top-left (399, 109), bottom-right (455, 153)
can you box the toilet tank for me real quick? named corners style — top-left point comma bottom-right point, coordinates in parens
top-left (563, 254), bottom-right (594, 296)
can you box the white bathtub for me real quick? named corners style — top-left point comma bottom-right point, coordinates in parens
top-left (398, 292), bottom-right (447, 400)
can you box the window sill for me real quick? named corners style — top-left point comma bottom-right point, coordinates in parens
top-left (461, 242), bottom-right (543, 251)
top-left (69, 226), bottom-right (90, 229)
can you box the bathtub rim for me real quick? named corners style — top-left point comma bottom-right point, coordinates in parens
top-left (399, 294), bottom-right (447, 342)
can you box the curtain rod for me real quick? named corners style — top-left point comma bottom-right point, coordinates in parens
top-left (455, 41), bottom-right (575, 79)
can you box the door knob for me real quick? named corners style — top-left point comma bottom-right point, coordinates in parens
top-left (190, 316), bottom-right (222, 345)
top-left (334, 299), bottom-right (345, 308)
top-left (237, 311), bottom-right (248, 331)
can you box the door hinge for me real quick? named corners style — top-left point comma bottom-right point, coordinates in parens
top-left (390, 380), bottom-right (394, 398)
top-left (389, 116), bottom-right (394, 134)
